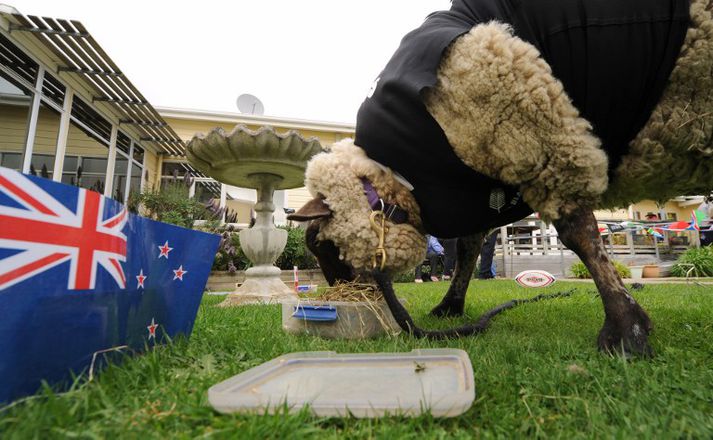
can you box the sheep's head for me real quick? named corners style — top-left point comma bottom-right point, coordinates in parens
top-left (288, 139), bottom-right (426, 284)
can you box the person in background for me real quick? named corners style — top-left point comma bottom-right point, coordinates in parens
top-left (478, 231), bottom-right (498, 279)
top-left (415, 235), bottom-right (444, 282)
top-left (439, 238), bottom-right (457, 280)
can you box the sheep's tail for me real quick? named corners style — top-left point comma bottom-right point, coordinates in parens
top-left (372, 270), bottom-right (575, 339)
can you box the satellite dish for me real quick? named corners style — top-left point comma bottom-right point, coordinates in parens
top-left (237, 94), bottom-right (265, 115)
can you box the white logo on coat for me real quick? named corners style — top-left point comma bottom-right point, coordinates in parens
top-left (366, 77), bottom-right (380, 98)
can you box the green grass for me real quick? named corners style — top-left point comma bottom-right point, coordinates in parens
top-left (2, 281), bottom-right (713, 439)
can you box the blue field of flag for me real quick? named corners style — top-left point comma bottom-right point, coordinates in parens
top-left (0, 166), bottom-right (220, 403)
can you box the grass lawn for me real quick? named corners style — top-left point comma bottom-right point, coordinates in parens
top-left (2, 280), bottom-right (712, 439)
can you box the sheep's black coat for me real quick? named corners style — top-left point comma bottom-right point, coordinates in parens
top-left (355, 0), bottom-right (690, 238)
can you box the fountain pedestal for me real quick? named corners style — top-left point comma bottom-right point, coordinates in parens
top-left (186, 125), bottom-right (322, 306)
top-left (226, 173), bottom-right (294, 305)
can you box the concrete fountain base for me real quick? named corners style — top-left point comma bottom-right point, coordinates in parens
top-left (219, 266), bottom-right (298, 306)
top-left (217, 220), bottom-right (298, 307)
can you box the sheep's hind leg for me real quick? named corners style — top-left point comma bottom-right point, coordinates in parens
top-left (554, 207), bottom-right (653, 357)
top-left (430, 232), bottom-right (485, 317)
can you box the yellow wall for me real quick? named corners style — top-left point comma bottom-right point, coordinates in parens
top-left (630, 200), bottom-right (694, 222)
top-left (143, 149), bottom-right (158, 191)
top-left (226, 199), bottom-right (253, 224)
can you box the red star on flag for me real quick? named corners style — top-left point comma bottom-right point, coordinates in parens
top-left (173, 265), bottom-right (187, 281)
top-left (147, 318), bottom-right (158, 340)
top-left (158, 241), bottom-right (173, 259)
top-left (136, 269), bottom-right (147, 289)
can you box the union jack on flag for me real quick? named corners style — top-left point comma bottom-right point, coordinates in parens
top-left (0, 166), bottom-right (220, 404)
top-left (0, 167), bottom-right (128, 291)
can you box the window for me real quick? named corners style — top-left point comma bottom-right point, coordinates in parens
top-left (111, 132), bottom-right (131, 202)
top-left (63, 122), bottom-right (109, 192)
top-left (0, 34), bottom-right (39, 85)
top-left (41, 72), bottom-right (65, 107)
top-left (27, 101), bottom-right (61, 179)
top-left (633, 211), bottom-right (641, 220)
top-left (0, 70), bottom-right (33, 171)
top-left (666, 212), bottom-right (678, 221)
top-left (128, 161), bottom-right (143, 196)
top-left (132, 144), bottom-right (144, 163)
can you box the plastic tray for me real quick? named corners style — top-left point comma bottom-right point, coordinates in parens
top-left (208, 349), bottom-right (475, 418)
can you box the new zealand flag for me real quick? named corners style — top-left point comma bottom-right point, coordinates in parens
top-left (0, 166), bottom-right (220, 403)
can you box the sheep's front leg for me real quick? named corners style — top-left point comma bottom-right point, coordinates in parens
top-left (430, 232), bottom-right (485, 317)
top-left (554, 207), bottom-right (653, 356)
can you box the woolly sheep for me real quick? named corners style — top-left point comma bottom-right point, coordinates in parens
top-left (289, 0), bottom-right (713, 357)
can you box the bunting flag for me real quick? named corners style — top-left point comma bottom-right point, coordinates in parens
top-left (646, 227), bottom-right (664, 239)
top-left (662, 221), bottom-right (695, 231)
top-left (691, 209), bottom-right (706, 231)
top-left (0, 167), bottom-right (220, 403)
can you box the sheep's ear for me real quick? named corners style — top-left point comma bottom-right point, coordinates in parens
top-left (287, 196), bottom-right (332, 221)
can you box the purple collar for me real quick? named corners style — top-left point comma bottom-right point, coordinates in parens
top-left (360, 177), bottom-right (409, 224)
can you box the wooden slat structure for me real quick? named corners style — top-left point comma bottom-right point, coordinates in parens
top-left (4, 12), bottom-right (185, 155)
top-left (178, 162), bottom-right (227, 199)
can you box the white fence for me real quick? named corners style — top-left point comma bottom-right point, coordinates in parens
top-left (494, 227), bottom-right (699, 278)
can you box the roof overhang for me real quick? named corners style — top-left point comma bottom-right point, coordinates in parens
top-left (0, 5), bottom-right (186, 155)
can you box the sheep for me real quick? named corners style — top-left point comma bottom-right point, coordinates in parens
top-left (288, 0), bottom-right (713, 357)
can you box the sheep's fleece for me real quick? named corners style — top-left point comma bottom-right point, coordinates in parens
top-left (303, 0), bottom-right (713, 275)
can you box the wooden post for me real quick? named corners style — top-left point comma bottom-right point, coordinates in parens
top-left (540, 221), bottom-right (549, 255)
top-left (627, 230), bottom-right (635, 255)
top-left (500, 226), bottom-right (508, 277)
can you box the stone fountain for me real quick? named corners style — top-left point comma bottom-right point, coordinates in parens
top-left (186, 125), bottom-right (322, 306)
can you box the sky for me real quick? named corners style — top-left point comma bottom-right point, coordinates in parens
top-left (10, 0), bottom-right (452, 124)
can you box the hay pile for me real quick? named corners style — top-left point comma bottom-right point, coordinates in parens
top-left (310, 280), bottom-right (382, 302)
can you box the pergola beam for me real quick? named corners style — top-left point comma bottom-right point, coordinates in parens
top-left (120, 119), bottom-right (168, 128)
top-left (57, 66), bottom-right (123, 77)
top-left (92, 96), bottom-right (149, 105)
top-left (140, 137), bottom-right (184, 144)
top-left (9, 24), bottom-right (89, 38)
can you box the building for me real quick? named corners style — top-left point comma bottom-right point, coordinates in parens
top-left (0, 5), bottom-right (181, 206)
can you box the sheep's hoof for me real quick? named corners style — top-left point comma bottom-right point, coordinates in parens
top-left (430, 299), bottom-right (464, 317)
top-left (597, 300), bottom-right (654, 358)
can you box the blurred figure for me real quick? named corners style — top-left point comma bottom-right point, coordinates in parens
top-left (439, 238), bottom-right (457, 280)
top-left (478, 231), bottom-right (498, 279)
top-left (415, 235), bottom-right (444, 282)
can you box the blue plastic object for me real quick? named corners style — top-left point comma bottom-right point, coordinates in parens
top-left (292, 305), bottom-right (338, 322)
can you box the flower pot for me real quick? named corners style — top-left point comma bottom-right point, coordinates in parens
top-left (630, 266), bottom-right (644, 279)
top-left (642, 265), bottom-right (660, 278)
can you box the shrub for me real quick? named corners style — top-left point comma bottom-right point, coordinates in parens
top-left (275, 227), bottom-right (318, 270)
top-left (210, 226), bottom-right (318, 272)
top-left (670, 245), bottom-right (713, 277)
top-left (210, 229), bottom-right (249, 272)
top-left (132, 174), bottom-right (210, 229)
top-left (570, 260), bottom-right (631, 279)
top-left (393, 270), bottom-right (417, 283)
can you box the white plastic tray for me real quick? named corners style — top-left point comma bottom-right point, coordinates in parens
top-left (208, 349), bottom-right (475, 418)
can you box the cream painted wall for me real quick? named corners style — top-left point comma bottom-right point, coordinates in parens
top-left (226, 199), bottom-right (253, 224)
top-left (630, 200), bottom-right (695, 222)
top-left (143, 149), bottom-right (158, 191)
